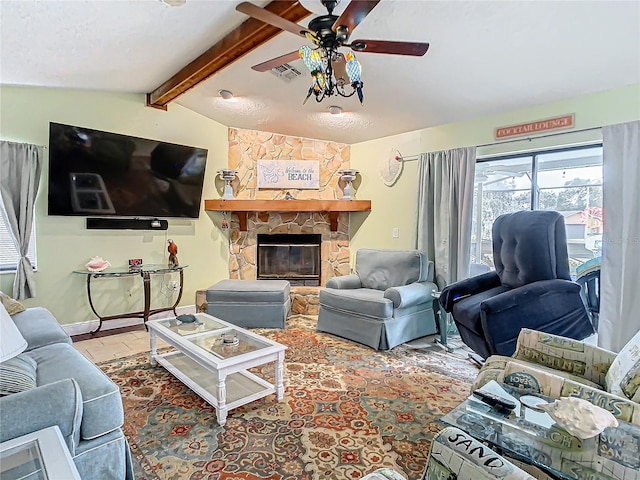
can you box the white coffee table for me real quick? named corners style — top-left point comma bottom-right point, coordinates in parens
top-left (147, 313), bottom-right (287, 426)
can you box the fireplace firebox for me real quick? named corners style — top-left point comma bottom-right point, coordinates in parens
top-left (257, 234), bottom-right (321, 286)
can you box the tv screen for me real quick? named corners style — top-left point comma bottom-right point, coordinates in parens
top-left (47, 122), bottom-right (208, 218)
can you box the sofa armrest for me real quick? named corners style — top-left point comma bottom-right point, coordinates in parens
top-left (479, 279), bottom-right (594, 356)
top-left (430, 427), bottom-right (535, 479)
top-left (439, 272), bottom-right (501, 312)
top-left (326, 274), bottom-right (362, 289)
top-left (384, 282), bottom-right (437, 308)
top-left (11, 307), bottom-right (72, 351)
top-left (0, 378), bottom-right (83, 454)
top-left (513, 328), bottom-right (616, 386)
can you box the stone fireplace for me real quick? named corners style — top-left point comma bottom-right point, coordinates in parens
top-left (196, 130), bottom-right (371, 315)
top-left (225, 128), bottom-right (353, 288)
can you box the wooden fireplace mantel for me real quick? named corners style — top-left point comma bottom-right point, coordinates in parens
top-left (204, 199), bottom-right (372, 231)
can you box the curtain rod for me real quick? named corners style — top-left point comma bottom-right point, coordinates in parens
top-left (395, 126), bottom-right (602, 162)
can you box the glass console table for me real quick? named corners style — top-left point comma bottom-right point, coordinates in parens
top-left (73, 264), bottom-right (187, 334)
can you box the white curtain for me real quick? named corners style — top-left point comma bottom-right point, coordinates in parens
top-left (599, 120), bottom-right (640, 351)
top-left (415, 147), bottom-right (476, 289)
top-left (0, 141), bottom-right (43, 299)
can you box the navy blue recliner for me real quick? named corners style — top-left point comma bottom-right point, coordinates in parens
top-left (439, 210), bottom-right (594, 359)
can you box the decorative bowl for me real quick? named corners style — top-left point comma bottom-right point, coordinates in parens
top-left (85, 256), bottom-right (111, 272)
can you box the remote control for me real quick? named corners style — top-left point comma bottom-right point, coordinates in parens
top-left (472, 390), bottom-right (518, 411)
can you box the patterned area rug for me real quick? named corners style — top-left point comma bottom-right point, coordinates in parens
top-left (99, 315), bottom-right (478, 480)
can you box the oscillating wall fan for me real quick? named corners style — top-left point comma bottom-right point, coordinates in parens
top-left (236, 0), bottom-right (430, 104)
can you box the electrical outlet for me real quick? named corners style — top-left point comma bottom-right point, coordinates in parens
top-left (392, 227), bottom-right (399, 238)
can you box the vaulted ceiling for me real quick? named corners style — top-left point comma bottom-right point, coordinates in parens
top-left (1, 0), bottom-right (639, 144)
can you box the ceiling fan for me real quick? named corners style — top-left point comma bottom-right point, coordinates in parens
top-left (236, 0), bottom-right (430, 105)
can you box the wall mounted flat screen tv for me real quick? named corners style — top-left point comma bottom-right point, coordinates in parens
top-left (48, 122), bottom-right (208, 218)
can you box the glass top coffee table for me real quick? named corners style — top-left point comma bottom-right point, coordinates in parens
top-left (441, 382), bottom-right (640, 480)
top-left (147, 313), bottom-right (287, 426)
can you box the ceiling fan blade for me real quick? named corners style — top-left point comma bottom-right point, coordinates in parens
top-left (236, 2), bottom-right (309, 38)
top-left (332, 0), bottom-right (380, 34)
top-left (251, 50), bottom-right (301, 72)
top-left (349, 39), bottom-right (430, 56)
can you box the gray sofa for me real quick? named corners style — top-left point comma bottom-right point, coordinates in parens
top-left (318, 249), bottom-right (438, 350)
top-left (0, 306), bottom-right (133, 479)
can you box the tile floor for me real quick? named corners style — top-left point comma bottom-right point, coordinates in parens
top-left (73, 329), bottom-right (169, 364)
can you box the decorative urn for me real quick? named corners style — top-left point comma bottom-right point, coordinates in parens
top-left (217, 169), bottom-right (238, 199)
top-left (338, 169), bottom-right (359, 200)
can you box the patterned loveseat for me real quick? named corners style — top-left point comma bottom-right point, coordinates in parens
top-left (473, 328), bottom-right (640, 425)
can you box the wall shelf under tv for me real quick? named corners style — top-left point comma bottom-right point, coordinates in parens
top-left (204, 199), bottom-right (371, 231)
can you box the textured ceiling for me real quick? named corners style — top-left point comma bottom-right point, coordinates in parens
top-left (1, 0), bottom-right (639, 144)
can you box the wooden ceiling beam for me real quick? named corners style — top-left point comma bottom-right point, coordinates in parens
top-left (146, 1), bottom-right (310, 110)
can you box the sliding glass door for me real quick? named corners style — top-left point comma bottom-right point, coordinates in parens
top-left (471, 144), bottom-right (603, 276)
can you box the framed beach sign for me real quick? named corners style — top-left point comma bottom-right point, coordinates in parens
top-left (257, 160), bottom-right (320, 189)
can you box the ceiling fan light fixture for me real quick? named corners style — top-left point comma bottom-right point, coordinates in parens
top-left (298, 0), bottom-right (346, 15)
top-left (218, 89), bottom-right (234, 100)
top-left (328, 105), bottom-right (343, 115)
top-left (237, 0), bottom-right (429, 106)
top-left (159, 0), bottom-right (186, 6)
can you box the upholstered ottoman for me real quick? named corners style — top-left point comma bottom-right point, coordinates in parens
top-left (206, 279), bottom-right (291, 328)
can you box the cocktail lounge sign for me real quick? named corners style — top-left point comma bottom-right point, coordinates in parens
top-left (257, 160), bottom-right (320, 189)
top-left (495, 114), bottom-right (575, 139)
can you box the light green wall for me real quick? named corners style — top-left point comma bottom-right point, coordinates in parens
top-left (0, 86), bottom-right (230, 325)
top-left (350, 84), bottom-right (640, 256)
top-left (2, 84), bottom-right (639, 324)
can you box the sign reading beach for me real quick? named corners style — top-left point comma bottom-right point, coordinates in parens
top-left (257, 160), bottom-right (320, 189)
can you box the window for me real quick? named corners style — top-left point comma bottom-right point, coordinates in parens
top-left (471, 144), bottom-right (603, 276)
top-left (0, 215), bottom-right (37, 272)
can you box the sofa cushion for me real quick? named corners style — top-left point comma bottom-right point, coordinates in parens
top-left (11, 307), bottom-right (72, 351)
top-left (27, 343), bottom-right (124, 440)
top-left (206, 279), bottom-right (290, 303)
top-left (492, 210), bottom-right (571, 288)
top-left (0, 353), bottom-right (37, 396)
top-left (502, 360), bottom-right (601, 394)
top-left (473, 356), bottom-right (601, 394)
top-left (355, 249), bottom-right (431, 290)
top-left (320, 288), bottom-right (393, 319)
top-left (0, 291), bottom-right (25, 315)
top-left (605, 329), bottom-right (640, 401)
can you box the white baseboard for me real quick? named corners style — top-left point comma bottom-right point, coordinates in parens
top-left (62, 305), bottom-right (196, 336)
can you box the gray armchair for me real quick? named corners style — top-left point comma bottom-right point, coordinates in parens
top-left (317, 249), bottom-right (438, 350)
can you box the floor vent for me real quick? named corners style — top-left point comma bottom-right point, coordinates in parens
top-left (270, 63), bottom-right (303, 82)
